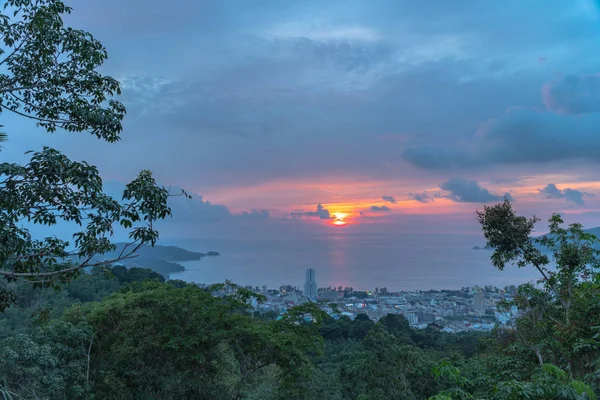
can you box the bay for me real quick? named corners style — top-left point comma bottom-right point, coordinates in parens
top-left (165, 232), bottom-right (540, 291)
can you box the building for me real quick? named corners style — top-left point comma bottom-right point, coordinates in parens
top-left (417, 312), bottom-right (435, 325)
top-left (405, 312), bottom-right (418, 325)
top-left (474, 288), bottom-right (485, 314)
top-left (303, 268), bottom-right (318, 298)
top-left (319, 290), bottom-right (340, 301)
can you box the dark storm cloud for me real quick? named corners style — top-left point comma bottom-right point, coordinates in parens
top-left (291, 204), bottom-right (332, 220)
top-left (542, 74), bottom-right (600, 115)
top-left (409, 192), bottom-right (433, 203)
top-left (382, 196), bottom-right (396, 204)
top-left (370, 205), bottom-right (391, 212)
top-left (539, 183), bottom-right (591, 205)
top-left (440, 178), bottom-right (512, 203)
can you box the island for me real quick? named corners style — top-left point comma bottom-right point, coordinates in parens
top-left (472, 245), bottom-right (493, 251)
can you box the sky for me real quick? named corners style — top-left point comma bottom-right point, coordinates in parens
top-left (4, 0), bottom-right (600, 240)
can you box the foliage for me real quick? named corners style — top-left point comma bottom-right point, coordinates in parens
top-left (477, 200), bottom-right (600, 378)
top-left (0, 265), bottom-right (166, 341)
top-left (0, 267), bottom-right (495, 399)
top-left (51, 283), bottom-right (324, 399)
top-left (430, 361), bottom-right (597, 400)
top-left (0, 0), bottom-right (190, 311)
top-left (4, 262), bottom-right (595, 399)
top-left (1, 151), bottom-right (173, 285)
top-left (424, 200), bottom-right (600, 399)
top-left (0, 320), bottom-right (93, 399)
top-left (0, 0), bottom-right (125, 139)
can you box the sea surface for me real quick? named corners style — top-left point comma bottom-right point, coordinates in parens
top-left (166, 232), bottom-right (541, 291)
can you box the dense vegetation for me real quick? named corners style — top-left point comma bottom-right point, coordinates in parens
top-left (1, 1), bottom-right (599, 399)
top-left (0, 236), bottom-right (598, 400)
top-left (0, 266), bottom-right (509, 399)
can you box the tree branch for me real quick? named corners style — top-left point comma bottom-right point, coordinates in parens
top-left (86, 333), bottom-right (93, 385)
top-left (3, 104), bottom-right (72, 124)
top-left (0, 243), bottom-right (144, 279)
top-left (0, 81), bottom-right (52, 94)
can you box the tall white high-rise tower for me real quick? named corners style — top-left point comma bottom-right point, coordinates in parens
top-left (474, 287), bottom-right (485, 315)
top-left (303, 268), bottom-right (317, 298)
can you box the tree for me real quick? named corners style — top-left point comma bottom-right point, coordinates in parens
top-left (429, 361), bottom-right (597, 400)
top-left (340, 325), bottom-right (439, 399)
top-left (0, 320), bottom-right (93, 399)
top-left (477, 199), bottom-right (600, 316)
top-left (0, 0), bottom-right (187, 311)
top-left (59, 282), bottom-right (325, 399)
top-left (348, 313), bottom-right (374, 340)
top-left (477, 200), bottom-right (600, 384)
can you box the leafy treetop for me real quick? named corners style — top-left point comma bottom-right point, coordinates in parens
top-left (0, 0), bottom-right (125, 141)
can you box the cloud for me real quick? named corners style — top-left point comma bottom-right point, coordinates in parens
top-left (263, 24), bottom-right (381, 42)
top-left (240, 209), bottom-right (270, 219)
top-left (409, 192), bottom-right (433, 203)
top-left (382, 195), bottom-right (396, 204)
top-left (369, 205), bottom-right (391, 212)
top-left (439, 178), bottom-right (512, 203)
top-left (402, 107), bottom-right (600, 170)
top-left (103, 181), bottom-right (270, 224)
top-left (291, 203), bottom-right (332, 219)
top-left (163, 193), bottom-right (272, 223)
top-left (10, 0), bottom-right (600, 219)
top-left (53, 0), bottom-right (582, 191)
top-left (539, 183), bottom-right (591, 205)
top-left (401, 72), bottom-right (600, 171)
top-left (542, 74), bottom-right (600, 114)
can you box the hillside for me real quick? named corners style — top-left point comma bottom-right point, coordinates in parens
top-left (537, 225), bottom-right (600, 250)
top-left (90, 244), bottom-right (218, 278)
top-left (583, 226), bottom-right (600, 238)
top-left (475, 226), bottom-right (600, 250)
top-left (109, 243), bottom-right (205, 261)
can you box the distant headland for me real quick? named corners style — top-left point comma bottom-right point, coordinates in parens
top-left (92, 244), bottom-right (219, 278)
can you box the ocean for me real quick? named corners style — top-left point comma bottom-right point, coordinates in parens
top-left (164, 232), bottom-right (541, 291)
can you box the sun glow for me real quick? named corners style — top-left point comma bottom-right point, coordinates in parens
top-left (333, 212), bottom-right (348, 220)
top-left (332, 212), bottom-right (349, 226)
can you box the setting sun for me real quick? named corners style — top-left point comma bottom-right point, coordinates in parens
top-left (332, 212), bottom-right (349, 226)
top-left (333, 212), bottom-right (348, 220)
